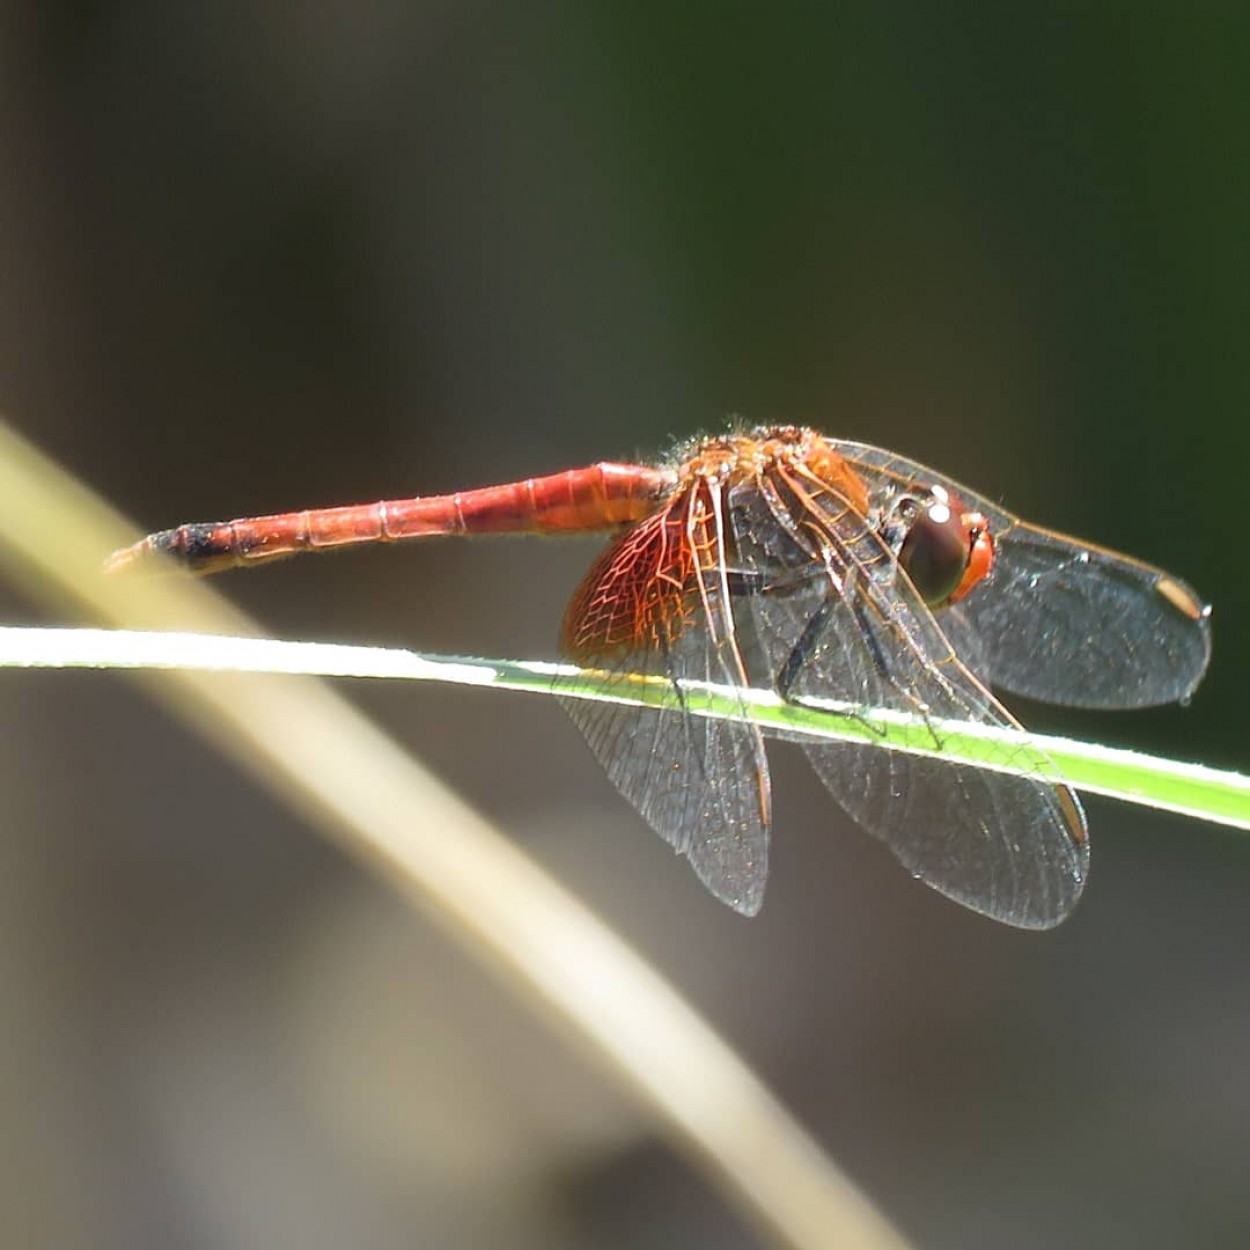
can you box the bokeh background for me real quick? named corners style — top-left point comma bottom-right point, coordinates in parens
top-left (2, 5), bottom-right (1248, 1248)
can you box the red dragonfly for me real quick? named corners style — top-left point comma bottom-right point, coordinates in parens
top-left (107, 426), bottom-right (1211, 927)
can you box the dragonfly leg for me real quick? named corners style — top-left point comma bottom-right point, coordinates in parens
top-left (775, 597), bottom-right (834, 702)
top-left (722, 568), bottom-right (769, 597)
top-left (725, 565), bottom-right (839, 600)
top-left (773, 577), bottom-right (942, 746)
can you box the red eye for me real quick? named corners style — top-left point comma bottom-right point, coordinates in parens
top-left (898, 499), bottom-right (994, 607)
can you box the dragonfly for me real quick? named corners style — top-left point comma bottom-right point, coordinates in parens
top-left (107, 426), bottom-right (1211, 928)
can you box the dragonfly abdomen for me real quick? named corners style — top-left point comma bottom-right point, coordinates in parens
top-left (106, 462), bottom-right (677, 574)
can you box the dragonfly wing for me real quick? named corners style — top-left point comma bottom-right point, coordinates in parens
top-left (955, 524), bottom-right (1211, 708)
top-left (930, 602), bottom-right (993, 690)
top-left (731, 474), bottom-right (1088, 929)
top-left (832, 440), bottom-right (1212, 709)
top-left (557, 496), bottom-right (772, 915)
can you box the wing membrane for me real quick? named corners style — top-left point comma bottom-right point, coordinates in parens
top-left (955, 525), bottom-right (1210, 707)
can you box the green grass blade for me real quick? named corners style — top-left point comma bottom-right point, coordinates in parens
top-left (2, 624), bottom-right (1246, 833)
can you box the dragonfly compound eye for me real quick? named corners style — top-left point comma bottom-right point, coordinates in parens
top-left (898, 499), bottom-right (980, 607)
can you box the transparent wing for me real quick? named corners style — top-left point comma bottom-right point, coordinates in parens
top-left (557, 490), bottom-right (772, 915)
top-left (931, 602), bottom-right (993, 689)
top-left (957, 525), bottom-right (1211, 708)
top-left (731, 468), bottom-right (1088, 929)
top-left (832, 441), bottom-right (1211, 709)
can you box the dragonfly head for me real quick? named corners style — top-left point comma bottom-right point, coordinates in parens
top-left (895, 486), bottom-right (995, 608)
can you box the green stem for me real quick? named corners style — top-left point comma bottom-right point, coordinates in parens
top-left (3, 625), bottom-right (1246, 832)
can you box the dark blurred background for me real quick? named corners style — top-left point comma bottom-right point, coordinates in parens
top-left (1, 4), bottom-right (1248, 1248)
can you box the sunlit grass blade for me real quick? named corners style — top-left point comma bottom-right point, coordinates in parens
top-left (2, 624), bottom-right (1245, 834)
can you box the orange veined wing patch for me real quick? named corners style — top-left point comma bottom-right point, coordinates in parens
top-left (556, 481), bottom-right (773, 916)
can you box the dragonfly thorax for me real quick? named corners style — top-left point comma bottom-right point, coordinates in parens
top-left (678, 426), bottom-right (871, 516)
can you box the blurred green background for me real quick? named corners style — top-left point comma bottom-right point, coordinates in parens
top-left (1, 5), bottom-right (1247, 1248)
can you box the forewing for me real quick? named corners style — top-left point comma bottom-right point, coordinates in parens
top-left (930, 602), bottom-right (993, 689)
top-left (557, 491), bottom-right (772, 915)
top-left (832, 440), bottom-right (1211, 708)
top-left (954, 525), bottom-right (1211, 708)
top-left (731, 471), bottom-right (1088, 929)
